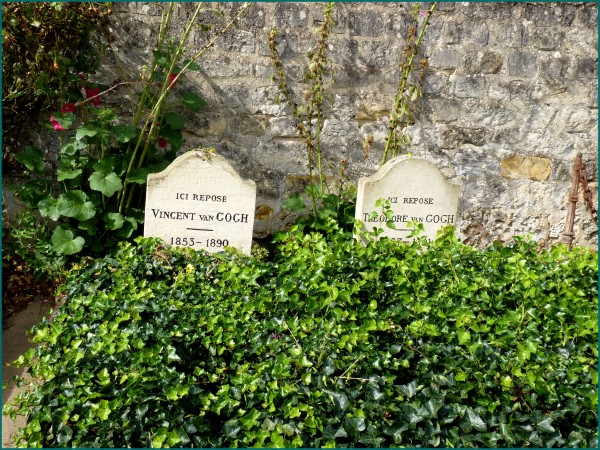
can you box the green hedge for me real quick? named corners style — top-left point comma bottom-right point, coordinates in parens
top-left (5, 223), bottom-right (598, 447)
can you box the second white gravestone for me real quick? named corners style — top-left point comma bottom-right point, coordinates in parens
top-left (144, 150), bottom-right (256, 254)
top-left (355, 156), bottom-right (460, 242)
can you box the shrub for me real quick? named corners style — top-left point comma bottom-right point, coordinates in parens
top-left (4, 224), bottom-right (598, 447)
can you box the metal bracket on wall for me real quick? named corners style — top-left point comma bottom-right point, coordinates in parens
top-left (562, 153), bottom-right (598, 249)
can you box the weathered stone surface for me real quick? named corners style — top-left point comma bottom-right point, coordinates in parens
top-left (440, 127), bottom-right (490, 149)
top-left (255, 204), bottom-right (274, 220)
top-left (348, 10), bottom-right (384, 37)
top-left (500, 155), bottom-right (552, 181)
top-left (523, 3), bottom-right (576, 27)
top-left (452, 76), bottom-right (485, 98)
top-left (493, 24), bottom-right (526, 48)
top-left (531, 28), bottom-right (564, 51)
top-left (275, 3), bottom-right (309, 28)
top-left (576, 58), bottom-right (598, 79)
top-left (540, 56), bottom-right (571, 79)
top-left (565, 108), bottom-right (597, 133)
top-left (144, 150), bottom-right (257, 254)
top-left (465, 51), bottom-right (504, 74)
top-left (355, 156), bottom-right (460, 242)
top-left (429, 48), bottom-right (460, 70)
top-left (507, 52), bottom-right (537, 77)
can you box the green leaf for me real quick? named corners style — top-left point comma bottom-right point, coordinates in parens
top-left (15, 146), bottom-right (45, 174)
top-left (75, 124), bottom-right (100, 140)
top-left (239, 408), bottom-right (261, 429)
top-left (51, 226), bottom-right (85, 255)
top-left (164, 112), bottom-right (186, 130)
top-left (113, 124), bottom-right (138, 142)
top-left (38, 197), bottom-right (62, 221)
top-left (182, 59), bottom-right (202, 71)
top-left (104, 212), bottom-right (125, 230)
top-left (323, 389), bottom-right (349, 410)
top-left (457, 328), bottom-right (471, 345)
top-left (282, 193), bottom-right (305, 212)
top-left (89, 171), bottom-right (123, 197)
top-left (460, 407), bottom-right (487, 433)
top-left (153, 50), bottom-right (170, 68)
top-left (57, 191), bottom-right (97, 221)
top-left (181, 91), bottom-right (208, 111)
top-left (126, 168), bottom-right (151, 184)
top-left (56, 167), bottom-right (82, 181)
top-left (57, 426), bottom-right (73, 445)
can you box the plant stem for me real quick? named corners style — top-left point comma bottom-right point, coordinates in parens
top-left (382, 2), bottom-right (437, 165)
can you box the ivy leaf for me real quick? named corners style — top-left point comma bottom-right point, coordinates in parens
top-left (51, 226), bottom-right (85, 255)
top-left (282, 193), bottom-right (305, 212)
top-left (239, 408), bottom-right (261, 429)
top-left (56, 426), bottom-right (73, 446)
top-left (57, 191), bottom-right (97, 221)
top-left (457, 328), bottom-right (471, 345)
top-left (323, 389), bottom-right (349, 411)
top-left (460, 407), bottom-right (487, 433)
top-left (15, 146), bottom-right (45, 174)
top-left (164, 112), bottom-right (186, 130)
top-left (181, 91), bottom-right (207, 111)
top-left (89, 171), bottom-right (122, 197)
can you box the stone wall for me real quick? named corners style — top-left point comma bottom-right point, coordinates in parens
top-left (25, 2), bottom-right (600, 247)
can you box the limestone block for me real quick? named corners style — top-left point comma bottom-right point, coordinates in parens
top-left (507, 52), bottom-right (537, 77)
top-left (523, 3), bottom-right (576, 26)
top-left (565, 108), bottom-right (597, 133)
top-left (452, 76), bottom-right (485, 98)
top-left (577, 58), bottom-right (598, 79)
top-left (255, 204), bottom-right (274, 220)
top-left (429, 48), bottom-right (460, 70)
top-left (531, 27), bottom-right (564, 51)
top-left (348, 10), bottom-right (384, 37)
top-left (493, 24), bottom-right (526, 48)
top-left (275, 3), bottom-right (309, 28)
top-left (500, 155), bottom-right (552, 181)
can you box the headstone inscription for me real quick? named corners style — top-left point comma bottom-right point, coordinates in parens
top-left (144, 150), bottom-right (256, 254)
top-left (355, 156), bottom-right (460, 242)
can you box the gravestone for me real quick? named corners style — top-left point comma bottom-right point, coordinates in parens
top-left (355, 156), bottom-right (460, 242)
top-left (144, 149), bottom-right (256, 254)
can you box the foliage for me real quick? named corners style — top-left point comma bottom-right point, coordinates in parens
top-left (382, 2), bottom-right (437, 164)
top-left (268, 3), bottom-right (335, 213)
top-left (5, 218), bottom-right (597, 447)
top-left (11, 3), bottom-right (250, 258)
top-left (2, 2), bottom-right (111, 161)
top-left (2, 210), bottom-right (66, 280)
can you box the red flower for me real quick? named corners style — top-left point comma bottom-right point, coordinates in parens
top-left (61, 103), bottom-right (76, 113)
top-left (158, 138), bottom-right (168, 148)
top-left (168, 73), bottom-right (178, 88)
top-left (85, 86), bottom-right (101, 106)
top-left (50, 116), bottom-right (64, 131)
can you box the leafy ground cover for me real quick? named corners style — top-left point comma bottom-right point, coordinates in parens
top-left (4, 219), bottom-right (598, 447)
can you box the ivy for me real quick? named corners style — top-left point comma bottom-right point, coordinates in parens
top-left (4, 225), bottom-right (598, 447)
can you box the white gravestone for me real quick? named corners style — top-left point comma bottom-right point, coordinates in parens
top-left (144, 150), bottom-right (256, 254)
top-left (355, 156), bottom-right (460, 242)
